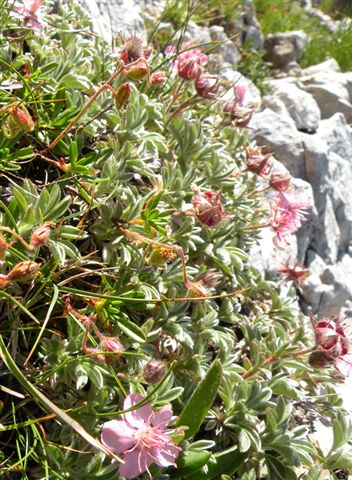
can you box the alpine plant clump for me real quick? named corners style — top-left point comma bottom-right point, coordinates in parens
top-left (0, 1), bottom-right (351, 479)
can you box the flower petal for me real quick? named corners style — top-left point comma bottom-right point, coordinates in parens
top-left (123, 394), bottom-right (152, 428)
top-left (336, 354), bottom-right (352, 378)
top-left (152, 405), bottom-right (173, 429)
top-left (153, 442), bottom-right (180, 467)
top-left (119, 448), bottom-right (152, 479)
top-left (101, 420), bottom-right (136, 454)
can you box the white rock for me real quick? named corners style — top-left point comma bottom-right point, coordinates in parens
top-left (269, 81), bottom-right (321, 132)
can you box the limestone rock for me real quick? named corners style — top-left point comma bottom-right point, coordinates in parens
top-left (209, 26), bottom-right (240, 66)
top-left (250, 108), bottom-right (305, 178)
top-left (264, 31), bottom-right (308, 69)
top-left (268, 81), bottom-right (321, 132)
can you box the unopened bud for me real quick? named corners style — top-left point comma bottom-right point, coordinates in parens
top-left (143, 359), bottom-right (167, 384)
top-left (8, 261), bottom-right (40, 282)
top-left (83, 346), bottom-right (108, 363)
top-left (195, 72), bottom-right (220, 99)
top-left (114, 82), bottom-right (131, 108)
top-left (149, 71), bottom-right (167, 85)
top-left (148, 247), bottom-right (176, 266)
top-left (123, 58), bottom-right (149, 81)
top-left (30, 222), bottom-right (55, 247)
top-left (269, 171), bottom-right (291, 192)
top-left (4, 102), bottom-right (34, 135)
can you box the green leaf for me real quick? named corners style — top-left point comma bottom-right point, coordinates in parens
top-left (116, 316), bottom-right (147, 343)
top-left (62, 74), bottom-right (93, 90)
top-left (169, 450), bottom-right (212, 478)
top-left (177, 360), bottom-right (222, 439)
top-left (187, 447), bottom-right (247, 480)
top-left (238, 428), bottom-right (252, 453)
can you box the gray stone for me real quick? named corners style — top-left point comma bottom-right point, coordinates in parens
top-left (184, 21), bottom-right (211, 45)
top-left (269, 81), bottom-right (321, 132)
top-left (264, 31), bottom-right (308, 68)
top-left (250, 108), bottom-right (305, 178)
top-left (209, 26), bottom-right (240, 66)
top-left (317, 113), bottom-right (352, 160)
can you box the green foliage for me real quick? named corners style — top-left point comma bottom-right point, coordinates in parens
top-left (0, 1), bottom-right (351, 479)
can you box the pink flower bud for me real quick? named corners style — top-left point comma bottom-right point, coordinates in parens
top-left (8, 261), bottom-right (40, 282)
top-left (4, 102), bottom-right (34, 135)
top-left (143, 359), bottom-right (167, 384)
top-left (195, 72), bottom-right (220, 99)
top-left (192, 188), bottom-right (228, 228)
top-left (149, 71), bottom-right (167, 85)
top-left (100, 334), bottom-right (124, 354)
top-left (30, 222), bottom-right (54, 247)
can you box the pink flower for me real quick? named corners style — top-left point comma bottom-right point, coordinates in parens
top-left (167, 42), bottom-right (208, 80)
top-left (192, 188), bottom-right (228, 228)
top-left (12, 0), bottom-right (42, 32)
top-left (195, 72), bottom-right (220, 99)
top-left (101, 394), bottom-right (180, 479)
top-left (312, 317), bottom-right (352, 378)
top-left (270, 192), bottom-right (309, 249)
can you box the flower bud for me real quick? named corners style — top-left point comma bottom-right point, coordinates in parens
top-left (30, 222), bottom-right (55, 247)
top-left (269, 170), bottom-right (292, 192)
top-left (114, 82), bottom-right (131, 108)
top-left (148, 247), bottom-right (176, 266)
top-left (4, 102), bottom-right (34, 135)
top-left (100, 334), bottom-right (124, 354)
top-left (8, 261), bottom-right (40, 282)
top-left (186, 280), bottom-right (208, 297)
top-left (123, 58), bottom-right (149, 81)
top-left (308, 350), bottom-right (334, 368)
top-left (83, 346), bottom-right (108, 363)
top-left (0, 234), bottom-right (9, 261)
top-left (245, 146), bottom-right (273, 176)
top-left (192, 188), bottom-right (228, 228)
top-left (143, 359), bottom-right (167, 384)
top-left (195, 72), bottom-right (220, 99)
top-left (149, 71), bottom-right (167, 85)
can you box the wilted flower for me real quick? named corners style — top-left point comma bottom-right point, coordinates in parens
top-left (269, 169), bottom-right (292, 192)
top-left (195, 72), bottom-right (220, 99)
top-left (30, 222), bottom-right (55, 247)
top-left (0, 274), bottom-right (10, 289)
top-left (8, 260), bottom-right (40, 282)
top-left (186, 280), bottom-right (209, 297)
top-left (101, 393), bottom-right (180, 479)
top-left (149, 71), bottom-right (167, 85)
top-left (143, 359), bottom-right (167, 384)
top-left (195, 269), bottom-right (222, 290)
top-left (270, 192), bottom-right (309, 249)
top-left (113, 82), bottom-right (131, 108)
top-left (168, 42), bottom-right (207, 80)
top-left (191, 187), bottom-right (228, 228)
top-left (245, 145), bottom-right (273, 176)
top-left (312, 316), bottom-right (352, 378)
top-left (277, 259), bottom-right (310, 285)
top-left (12, 0), bottom-right (42, 32)
top-left (116, 34), bottom-right (152, 64)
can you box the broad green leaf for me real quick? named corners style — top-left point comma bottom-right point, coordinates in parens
top-left (188, 447), bottom-right (247, 479)
top-left (169, 450), bottom-right (212, 478)
top-left (177, 360), bottom-right (222, 439)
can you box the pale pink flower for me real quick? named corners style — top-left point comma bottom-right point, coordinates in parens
top-left (12, 0), bottom-right (42, 32)
top-left (270, 192), bottom-right (309, 249)
top-left (101, 394), bottom-right (180, 479)
top-left (195, 72), bottom-right (221, 99)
